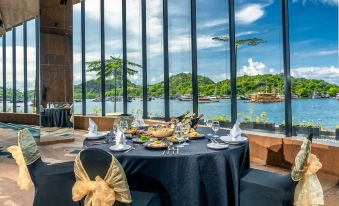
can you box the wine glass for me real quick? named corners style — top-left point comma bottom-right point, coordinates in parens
top-left (175, 125), bottom-right (185, 148)
top-left (205, 119), bottom-right (213, 136)
top-left (212, 121), bottom-right (220, 138)
top-left (182, 124), bottom-right (190, 146)
top-left (119, 120), bottom-right (129, 133)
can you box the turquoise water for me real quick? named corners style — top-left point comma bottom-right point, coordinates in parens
top-left (1, 98), bottom-right (337, 129)
top-left (73, 98), bottom-right (339, 130)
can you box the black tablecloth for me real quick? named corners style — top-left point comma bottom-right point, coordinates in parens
top-left (84, 127), bottom-right (250, 206)
top-left (42, 108), bottom-right (71, 127)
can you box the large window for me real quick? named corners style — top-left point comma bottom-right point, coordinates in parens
top-left (0, 19), bottom-right (38, 114)
top-left (290, 1), bottom-right (339, 139)
top-left (72, 0), bottom-right (338, 141)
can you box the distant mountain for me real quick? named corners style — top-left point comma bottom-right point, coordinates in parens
top-left (1, 73), bottom-right (338, 100)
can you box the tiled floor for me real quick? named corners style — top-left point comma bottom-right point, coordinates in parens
top-left (0, 128), bottom-right (338, 206)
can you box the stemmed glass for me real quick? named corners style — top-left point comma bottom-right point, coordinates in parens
top-left (119, 120), bottom-right (129, 133)
top-left (175, 125), bottom-right (185, 148)
top-left (205, 119), bottom-right (213, 137)
top-left (212, 121), bottom-right (220, 138)
top-left (182, 124), bottom-right (190, 146)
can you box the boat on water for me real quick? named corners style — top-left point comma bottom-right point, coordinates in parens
top-left (250, 93), bottom-right (284, 103)
top-left (219, 95), bottom-right (230, 99)
top-left (336, 93), bottom-right (339, 100)
top-left (198, 96), bottom-right (219, 103)
top-left (239, 95), bottom-right (251, 100)
top-left (92, 98), bottom-right (101, 102)
top-left (179, 95), bottom-right (192, 101)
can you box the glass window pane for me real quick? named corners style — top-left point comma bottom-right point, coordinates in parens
top-left (147, 0), bottom-right (164, 119)
top-left (126, 0), bottom-right (143, 116)
top-left (290, 1), bottom-right (339, 140)
top-left (85, 0), bottom-right (102, 115)
top-left (0, 37), bottom-right (2, 112)
top-left (197, 0), bottom-right (230, 126)
top-left (105, 0), bottom-right (124, 115)
top-left (73, 2), bottom-right (82, 115)
top-left (168, 0), bottom-right (192, 117)
top-left (6, 31), bottom-right (13, 112)
top-left (27, 19), bottom-right (36, 114)
top-left (16, 26), bottom-right (24, 113)
top-left (235, 1), bottom-right (284, 133)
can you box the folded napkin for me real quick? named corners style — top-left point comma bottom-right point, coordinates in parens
top-left (230, 121), bottom-right (241, 139)
top-left (115, 130), bottom-right (126, 149)
top-left (88, 118), bottom-right (98, 135)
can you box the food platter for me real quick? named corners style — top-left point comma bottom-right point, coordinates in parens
top-left (144, 140), bottom-right (172, 150)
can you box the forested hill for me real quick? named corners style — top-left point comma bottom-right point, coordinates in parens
top-left (73, 73), bottom-right (339, 98)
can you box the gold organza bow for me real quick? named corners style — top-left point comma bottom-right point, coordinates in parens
top-left (7, 146), bottom-right (34, 190)
top-left (294, 154), bottom-right (324, 206)
top-left (72, 153), bottom-right (132, 206)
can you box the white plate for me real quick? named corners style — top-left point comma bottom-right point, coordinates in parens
top-left (207, 143), bottom-right (229, 150)
top-left (84, 131), bottom-right (109, 139)
top-left (220, 135), bottom-right (248, 144)
top-left (109, 144), bottom-right (131, 152)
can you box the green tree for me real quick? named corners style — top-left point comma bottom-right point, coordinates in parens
top-left (86, 56), bottom-right (141, 111)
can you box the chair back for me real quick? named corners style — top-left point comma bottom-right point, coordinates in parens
top-left (73, 148), bottom-right (132, 205)
top-left (80, 148), bottom-right (112, 180)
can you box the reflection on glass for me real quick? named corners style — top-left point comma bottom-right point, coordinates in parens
top-left (16, 26), bottom-right (24, 113)
top-left (197, 0), bottom-right (230, 127)
top-left (290, 1), bottom-right (339, 139)
top-left (0, 37), bottom-right (2, 112)
top-left (235, 0), bottom-right (284, 133)
top-left (73, 3), bottom-right (82, 115)
top-left (168, 0), bottom-right (192, 117)
top-left (6, 31), bottom-right (12, 112)
top-left (147, 0), bottom-right (164, 119)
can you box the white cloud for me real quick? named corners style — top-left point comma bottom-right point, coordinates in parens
top-left (291, 66), bottom-right (339, 84)
top-left (292, 0), bottom-right (338, 6)
top-left (239, 58), bottom-right (274, 76)
top-left (199, 18), bottom-right (228, 28)
top-left (235, 4), bottom-right (265, 25)
top-left (293, 49), bottom-right (338, 57)
top-left (236, 31), bottom-right (259, 37)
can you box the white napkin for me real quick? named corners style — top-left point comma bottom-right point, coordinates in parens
top-left (230, 121), bottom-right (242, 139)
top-left (88, 118), bottom-right (98, 135)
top-left (115, 129), bottom-right (126, 149)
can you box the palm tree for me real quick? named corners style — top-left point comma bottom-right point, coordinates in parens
top-left (86, 56), bottom-right (142, 112)
top-left (212, 37), bottom-right (267, 69)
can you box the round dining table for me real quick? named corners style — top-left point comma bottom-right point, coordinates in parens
top-left (83, 127), bottom-right (250, 206)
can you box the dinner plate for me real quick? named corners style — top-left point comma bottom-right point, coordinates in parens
top-left (84, 131), bottom-right (109, 139)
top-left (144, 141), bottom-right (171, 150)
top-left (207, 143), bottom-right (229, 150)
top-left (109, 144), bottom-right (131, 152)
top-left (220, 135), bottom-right (248, 144)
top-left (188, 134), bottom-right (205, 140)
top-left (132, 137), bottom-right (156, 144)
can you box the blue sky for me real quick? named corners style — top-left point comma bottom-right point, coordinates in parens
top-left (73, 0), bottom-right (338, 86)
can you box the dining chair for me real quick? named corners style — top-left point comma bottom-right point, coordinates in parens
top-left (77, 148), bottom-right (161, 206)
top-left (8, 128), bottom-right (80, 206)
top-left (239, 134), bottom-right (315, 206)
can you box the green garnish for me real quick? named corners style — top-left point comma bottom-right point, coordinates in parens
top-left (139, 135), bottom-right (150, 142)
